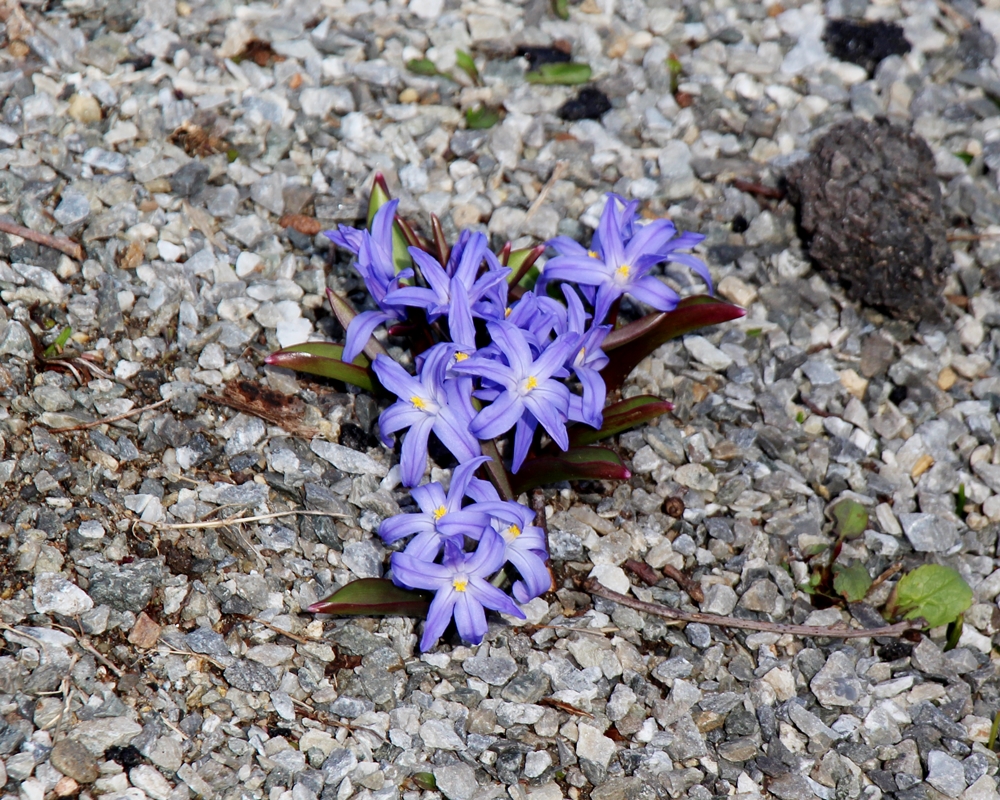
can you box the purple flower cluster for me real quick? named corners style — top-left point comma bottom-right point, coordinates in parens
top-left (326, 193), bottom-right (708, 649)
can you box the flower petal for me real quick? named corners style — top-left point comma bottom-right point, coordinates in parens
top-left (420, 587), bottom-right (458, 651)
top-left (372, 355), bottom-right (422, 403)
top-left (511, 414), bottom-right (537, 474)
top-left (379, 512), bottom-right (434, 544)
top-left (628, 275), bottom-right (680, 311)
top-left (467, 578), bottom-right (525, 618)
top-left (344, 310), bottom-right (393, 363)
top-left (391, 551), bottom-right (452, 589)
top-left (470, 390), bottom-right (524, 440)
top-left (453, 591), bottom-right (488, 644)
top-left (399, 415), bottom-right (435, 487)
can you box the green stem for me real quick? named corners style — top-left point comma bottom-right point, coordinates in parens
top-left (480, 438), bottom-right (515, 501)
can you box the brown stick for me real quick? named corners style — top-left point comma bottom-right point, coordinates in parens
top-left (0, 219), bottom-right (84, 261)
top-left (661, 563), bottom-right (704, 603)
top-left (732, 179), bottom-right (784, 200)
top-left (867, 561), bottom-right (903, 597)
top-left (586, 579), bottom-right (921, 639)
top-left (49, 398), bottom-right (170, 433)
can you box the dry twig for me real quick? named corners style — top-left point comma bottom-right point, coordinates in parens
top-left (49, 398), bottom-right (170, 433)
top-left (0, 219), bottom-right (84, 261)
top-left (587, 579), bottom-right (921, 639)
top-left (152, 509), bottom-right (350, 530)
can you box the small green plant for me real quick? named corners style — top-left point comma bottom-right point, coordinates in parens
top-left (798, 498), bottom-right (869, 604)
top-left (405, 58), bottom-right (444, 77)
top-left (465, 105), bottom-right (500, 130)
top-left (43, 325), bottom-right (73, 358)
top-left (526, 62), bottom-right (592, 85)
top-left (552, 0), bottom-right (569, 19)
top-left (455, 50), bottom-right (480, 85)
top-left (887, 564), bottom-right (972, 629)
top-left (956, 483), bottom-right (967, 518)
top-left (666, 55), bottom-right (683, 94)
top-left (953, 151), bottom-right (974, 166)
top-left (832, 562), bottom-right (872, 603)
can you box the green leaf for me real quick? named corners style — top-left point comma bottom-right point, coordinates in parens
top-left (945, 613), bottom-right (964, 652)
top-left (365, 174), bottom-right (412, 272)
top-left (455, 50), bottom-right (480, 84)
top-left (568, 395), bottom-right (673, 447)
top-left (833, 562), bottom-right (872, 602)
top-left (509, 447), bottom-right (630, 495)
top-left (465, 105), bottom-right (500, 130)
top-left (600, 296), bottom-right (746, 392)
top-left (552, 0), bottom-right (569, 19)
top-left (411, 773), bottom-right (437, 791)
top-left (988, 710), bottom-right (1000, 751)
top-left (506, 245), bottom-right (545, 288)
top-left (894, 564), bottom-right (973, 628)
top-left (830, 499), bottom-right (868, 540)
top-left (227, 148), bottom-right (239, 163)
top-left (798, 571), bottom-right (822, 594)
top-left (526, 62), bottom-right (592, 85)
top-left (954, 151), bottom-right (974, 166)
top-left (956, 483), bottom-right (967, 517)
top-left (265, 343), bottom-right (376, 392)
top-left (406, 58), bottom-right (442, 77)
top-left (44, 326), bottom-right (73, 358)
top-left (308, 578), bottom-right (431, 616)
top-left (666, 55), bottom-right (683, 93)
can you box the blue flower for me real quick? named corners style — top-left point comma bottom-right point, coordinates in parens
top-left (378, 456), bottom-right (499, 561)
top-left (372, 344), bottom-right (481, 487)
top-left (391, 530), bottom-right (525, 651)
top-left (451, 321), bottom-right (578, 473)
top-left (471, 500), bottom-right (551, 603)
top-left (541, 195), bottom-right (710, 323)
top-left (560, 286), bottom-right (610, 428)
top-left (327, 200), bottom-right (414, 362)
top-left (385, 233), bottom-right (509, 323)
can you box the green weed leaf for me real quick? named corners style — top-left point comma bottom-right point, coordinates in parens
top-left (568, 395), bottom-right (673, 447)
top-left (412, 774), bottom-right (437, 791)
top-left (406, 58), bottom-right (442, 77)
top-left (526, 62), bottom-right (592, 85)
top-left (552, 0), bottom-right (569, 19)
top-left (264, 342), bottom-right (376, 392)
top-left (509, 447), bottom-right (630, 495)
top-left (466, 105), bottom-right (500, 129)
top-left (830, 499), bottom-right (868, 540)
top-left (455, 50), bottom-right (480, 84)
top-left (894, 564), bottom-right (973, 628)
top-left (833, 562), bottom-right (872, 603)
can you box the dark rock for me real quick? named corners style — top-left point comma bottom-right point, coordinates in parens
top-left (516, 45), bottom-right (571, 70)
top-left (823, 19), bottom-right (910, 75)
top-left (88, 559), bottom-right (164, 612)
top-left (786, 118), bottom-right (949, 322)
top-left (50, 739), bottom-right (100, 783)
top-left (223, 660), bottom-right (278, 692)
top-left (557, 88), bottom-right (612, 121)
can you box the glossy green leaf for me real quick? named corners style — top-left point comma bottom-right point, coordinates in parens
top-left (466, 105), bottom-right (500, 130)
top-left (830, 499), bottom-right (868, 540)
top-left (265, 343), bottom-right (376, 392)
top-left (568, 395), bottom-right (673, 447)
top-left (600, 296), bottom-right (746, 392)
top-left (405, 58), bottom-right (441, 77)
top-left (411, 773), bottom-right (437, 791)
top-left (954, 151), bottom-right (974, 166)
top-left (308, 578), bottom-right (430, 616)
top-left (945, 613), bottom-right (964, 652)
top-left (509, 447), bottom-right (630, 495)
top-left (552, 0), bottom-right (569, 19)
top-left (455, 50), bottom-right (480, 84)
top-left (833, 562), bottom-right (872, 603)
top-left (894, 564), bottom-right (973, 628)
top-left (525, 62), bottom-right (592, 85)
top-left (44, 326), bottom-right (73, 358)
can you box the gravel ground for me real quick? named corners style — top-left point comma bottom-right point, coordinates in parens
top-left (1, 1), bottom-right (1000, 800)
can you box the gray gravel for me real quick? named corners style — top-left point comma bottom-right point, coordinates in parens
top-left (0, 1), bottom-right (999, 800)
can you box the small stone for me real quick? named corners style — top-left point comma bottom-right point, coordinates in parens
top-left (717, 275), bottom-right (757, 306)
top-left (311, 440), bottom-right (387, 476)
top-left (251, 173), bottom-right (285, 216)
top-left (170, 161), bottom-right (209, 198)
top-left (419, 719), bottom-right (465, 751)
top-left (684, 336), bottom-right (733, 371)
top-left (54, 190), bottom-right (92, 228)
top-left (576, 724), bottom-right (616, 768)
top-left (33, 573), bottom-right (94, 616)
top-left (810, 651), bottom-right (866, 708)
top-left (54, 777), bottom-right (78, 797)
top-left (70, 717), bottom-right (142, 754)
top-left (127, 612), bottom-right (161, 649)
top-left (926, 751), bottom-right (967, 798)
top-left (700, 584), bottom-right (737, 615)
top-left (223, 659), bottom-right (278, 692)
top-left (129, 766), bottom-right (174, 800)
top-left (524, 751), bottom-right (552, 779)
top-left (50, 739), bottom-right (99, 783)
top-left (157, 240), bottom-right (184, 262)
top-left (899, 512), bottom-right (959, 552)
top-left (589, 564), bottom-right (630, 594)
top-left (464, 655), bottom-right (518, 685)
top-left (433, 764), bottom-right (477, 800)
top-left (68, 94), bottom-right (101, 123)
top-left (738, 579), bottom-right (778, 613)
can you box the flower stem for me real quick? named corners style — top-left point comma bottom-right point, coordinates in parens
top-left (480, 438), bottom-right (515, 501)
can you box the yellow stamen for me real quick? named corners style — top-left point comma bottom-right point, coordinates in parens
top-left (525, 376), bottom-right (538, 391)
top-left (453, 577), bottom-right (468, 592)
top-left (411, 395), bottom-right (426, 409)
top-left (587, 250), bottom-right (598, 258)
top-left (505, 307), bottom-right (512, 317)
top-left (616, 264), bottom-right (631, 280)
top-left (508, 524), bottom-right (521, 538)
top-left (433, 506), bottom-right (447, 520)
top-left (454, 352), bottom-right (469, 362)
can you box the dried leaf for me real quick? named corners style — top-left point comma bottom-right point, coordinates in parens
top-left (206, 380), bottom-right (320, 439)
